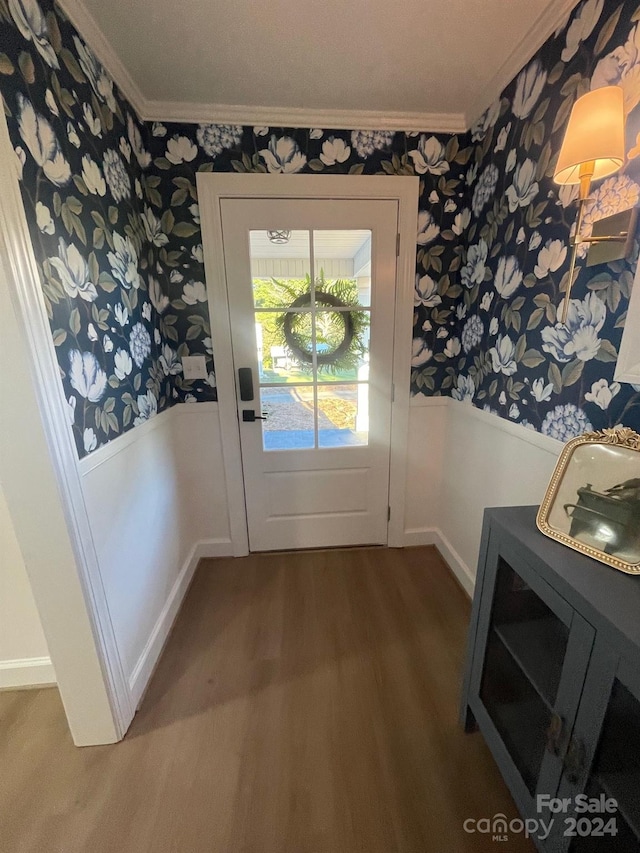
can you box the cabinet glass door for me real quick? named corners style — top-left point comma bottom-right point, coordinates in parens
top-left (469, 537), bottom-right (595, 821)
top-left (554, 648), bottom-right (640, 852)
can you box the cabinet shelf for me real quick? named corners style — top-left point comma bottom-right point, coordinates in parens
top-left (495, 617), bottom-right (566, 710)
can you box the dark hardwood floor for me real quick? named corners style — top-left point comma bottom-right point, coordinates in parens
top-left (0, 546), bottom-right (533, 851)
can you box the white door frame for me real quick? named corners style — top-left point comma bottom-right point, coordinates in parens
top-left (197, 174), bottom-right (419, 554)
top-left (0, 110), bottom-right (131, 743)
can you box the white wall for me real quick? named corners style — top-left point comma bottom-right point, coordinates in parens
top-left (0, 484), bottom-right (53, 688)
top-left (78, 402), bottom-right (231, 708)
top-left (402, 398), bottom-right (563, 595)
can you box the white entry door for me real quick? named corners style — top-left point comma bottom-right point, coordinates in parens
top-left (220, 197), bottom-right (398, 551)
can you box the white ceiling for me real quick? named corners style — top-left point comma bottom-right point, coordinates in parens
top-left (61, 0), bottom-right (579, 130)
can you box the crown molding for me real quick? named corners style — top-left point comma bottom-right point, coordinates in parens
top-left (142, 100), bottom-right (467, 132)
top-left (466, 0), bottom-right (580, 129)
top-left (56, 0), bottom-right (147, 119)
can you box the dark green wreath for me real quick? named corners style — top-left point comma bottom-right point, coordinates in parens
top-left (275, 274), bottom-right (369, 374)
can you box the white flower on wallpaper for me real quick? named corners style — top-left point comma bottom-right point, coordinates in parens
top-left (107, 233), bottom-right (141, 290)
top-left (48, 237), bottom-right (98, 302)
top-left (127, 115), bottom-right (151, 169)
top-left (36, 201), bottom-right (54, 234)
top-left (471, 99), bottom-right (501, 142)
top-left (72, 36), bottom-right (116, 113)
top-left (319, 136), bottom-right (351, 166)
top-left (562, 0), bottom-right (604, 62)
top-left (17, 94), bottom-right (70, 186)
top-left (512, 59), bottom-right (548, 119)
top-left (350, 130), bottom-right (394, 158)
top-left (114, 349), bottom-right (133, 380)
top-left (142, 206), bottom-right (169, 247)
top-left (196, 124), bottom-right (243, 157)
top-left (471, 164), bottom-right (499, 216)
top-left (67, 122), bottom-right (81, 148)
top-left (591, 22), bottom-right (640, 113)
top-left (494, 123), bottom-right (511, 152)
top-left (494, 255), bottom-right (522, 298)
top-left (531, 378), bottom-right (554, 402)
top-left (489, 334), bottom-right (517, 376)
top-left (68, 350), bottom-right (107, 402)
top-left (165, 135), bottom-right (198, 165)
top-left (461, 238), bottom-right (488, 288)
top-left (585, 379), bottom-right (621, 410)
top-left (411, 338), bottom-right (432, 367)
top-left (461, 315), bottom-right (484, 353)
top-left (444, 337), bottom-right (461, 358)
top-left (82, 103), bottom-right (101, 137)
top-left (134, 390), bottom-right (158, 426)
top-left (452, 208), bottom-right (471, 236)
top-left (81, 155), bottom-right (106, 196)
top-left (103, 149), bottom-right (131, 202)
top-left (534, 239), bottom-right (567, 278)
top-left (8, 0), bottom-right (59, 68)
top-left (414, 274), bottom-right (442, 308)
top-left (83, 428), bottom-right (97, 453)
top-left (577, 174), bottom-right (640, 254)
top-left (182, 280), bottom-right (208, 304)
top-left (408, 136), bottom-right (449, 176)
top-left (129, 323), bottom-right (151, 368)
top-left (505, 159), bottom-right (539, 212)
top-left (114, 303), bottom-right (129, 327)
top-left (541, 292), bottom-right (606, 363)
top-left (149, 276), bottom-right (169, 314)
top-left (558, 183), bottom-right (580, 208)
top-left (417, 210), bottom-right (441, 245)
top-left (159, 344), bottom-right (182, 376)
top-left (452, 374), bottom-right (475, 403)
top-left (259, 135), bottom-right (307, 173)
top-left (541, 404), bottom-right (593, 441)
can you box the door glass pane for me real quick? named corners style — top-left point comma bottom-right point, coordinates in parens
top-left (490, 558), bottom-right (569, 708)
top-left (317, 384), bottom-right (368, 448)
top-left (250, 230), bottom-right (310, 308)
top-left (313, 230), bottom-right (372, 307)
top-left (260, 386), bottom-right (315, 450)
top-left (315, 310), bottom-right (370, 383)
top-left (255, 310), bottom-right (313, 383)
top-left (571, 680), bottom-right (640, 849)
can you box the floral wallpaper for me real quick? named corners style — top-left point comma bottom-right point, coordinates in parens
top-left (442, 0), bottom-right (640, 440)
top-left (3, 0), bottom-right (640, 461)
top-left (144, 125), bottom-right (472, 403)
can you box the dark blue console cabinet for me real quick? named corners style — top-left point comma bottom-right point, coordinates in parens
top-left (460, 506), bottom-right (640, 852)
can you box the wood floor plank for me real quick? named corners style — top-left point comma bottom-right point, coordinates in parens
top-left (0, 546), bottom-right (533, 852)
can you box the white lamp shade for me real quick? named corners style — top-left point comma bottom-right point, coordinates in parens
top-left (554, 86), bottom-right (625, 185)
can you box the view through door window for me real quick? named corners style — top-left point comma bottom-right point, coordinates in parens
top-left (249, 229), bottom-right (371, 450)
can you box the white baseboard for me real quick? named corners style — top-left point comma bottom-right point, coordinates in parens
top-left (0, 656), bottom-right (56, 690)
top-left (127, 537), bottom-right (234, 709)
top-left (401, 527), bottom-right (475, 598)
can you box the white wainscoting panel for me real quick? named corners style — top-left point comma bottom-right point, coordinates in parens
top-left (78, 402), bottom-right (232, 707)
top-left (402, 398), bottom-right (563, 596)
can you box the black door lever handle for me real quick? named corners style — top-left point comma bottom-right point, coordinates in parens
top-left (242, 410), bottom-right (268, 422)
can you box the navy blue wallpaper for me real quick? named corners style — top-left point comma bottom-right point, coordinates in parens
top-left (452, 0), bottom-right (640, 439)
top-left (146, 125), bottom-right (472, 403)
top-left (0, 0), bottom-right (178, 457)
top-left (2, 0), bottom-right (640, 459)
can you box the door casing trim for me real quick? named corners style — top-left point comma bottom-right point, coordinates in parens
top-left (197, 174), bottom-right (419, 553)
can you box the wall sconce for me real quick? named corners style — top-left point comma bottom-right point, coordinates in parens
top-left (554, 86), bottom-right (635, 323)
